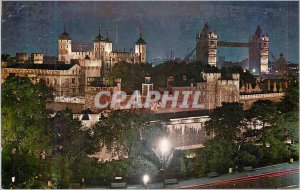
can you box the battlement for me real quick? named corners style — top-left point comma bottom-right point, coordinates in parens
top-left (203, 73), bottom-right (221, 80)
top-left (239, 92), bottom-right (284, 100)
top-left (219, 80), bottom-right (238, 85)
top-left (203, 73), bottom-right (239, 82)
top-left (85, 85), bottom-right (120, 93)
top-left (232, 73), bottom-right (240, 80)
top-left (54, 96), bottom-right (85, 104)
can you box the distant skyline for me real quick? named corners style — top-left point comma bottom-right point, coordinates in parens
top-left (1, 1), bottom-right (299, 63)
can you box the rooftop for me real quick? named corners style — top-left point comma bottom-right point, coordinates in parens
top-left (59, 30), bottom-right (71, 40)
top-left (6, 63), bottom-right (77, 70)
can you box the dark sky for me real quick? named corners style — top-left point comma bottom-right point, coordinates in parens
top-left (1, 1), bottom-right (299, 63)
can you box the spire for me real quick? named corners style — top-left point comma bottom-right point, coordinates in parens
top-left (105, 28), bottom-right (111, 42)
top-left (255, 25), bottom-right (262, 37)
top-left (98, 25), bottom-right (101, 36)
top-left (139, 26), bottom-right (142, 38)
top-left (59, 22), bottom-right (71, 40)
top-left (136, 26), bottom-right (146, 45)
top-left (94, 25), bottom-right (104, 42)
top-left (202, 22), bottom-right (210, 36)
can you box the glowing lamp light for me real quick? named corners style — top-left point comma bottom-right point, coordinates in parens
top-left (252, 68), bottom-right (256, 73)
top-left (285, 138), bottom-right (292, 144)
top-left (159, 138), bottom-right (171, 154)
top-left (12, 176), bottom-right (15, 183)
top-left (143, 174), bottom-right (149, 185)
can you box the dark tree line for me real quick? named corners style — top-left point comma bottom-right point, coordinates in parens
top-left (108, 60), bottom-right (256, 93)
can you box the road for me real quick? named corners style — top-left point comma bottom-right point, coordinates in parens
top-left (169, 162), bottom-right (299, 189)
top-left (179, 168), bottom-right (299, 189)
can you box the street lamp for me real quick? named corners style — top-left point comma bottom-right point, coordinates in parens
top-left (11, 176), bottom-right (15, 189)
top-left (284, 137), bottom-right (293, 163)
top-left (143, 174), bottom-right (149, 189)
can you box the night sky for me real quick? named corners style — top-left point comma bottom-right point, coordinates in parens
top-left (1, 1), bottom-right (299, 63)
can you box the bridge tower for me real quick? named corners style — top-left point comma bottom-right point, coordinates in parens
top-left (249, 26), bottom-right (269, 75)
top-left (196, 23), bottom-right (217, 66)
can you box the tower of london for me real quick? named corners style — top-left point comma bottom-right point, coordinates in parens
top-left (58, 26), bottom-right (147, 75)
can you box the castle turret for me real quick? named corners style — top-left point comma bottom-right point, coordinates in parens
top-left (104, 29), bottom-right (112, 53)
top-left (94, 26), bottom-right (106, 59)
top-left (58, 25), bottom-right (72, 63)
top-left (135, 27), bottom-right (147, 64)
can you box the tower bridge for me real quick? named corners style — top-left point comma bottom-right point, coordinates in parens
top-left (218, 41), bottom-right (249, 47)
top-left (185, 23), bottom-right (269, 76)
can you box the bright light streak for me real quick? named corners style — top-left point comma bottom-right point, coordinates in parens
top-left (159, 138), bottom-right (171, 154)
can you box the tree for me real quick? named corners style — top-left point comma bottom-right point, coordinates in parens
top-left (245, 97), bottom-right (297, 165)
top-left (1, 76), bottom-right (52, 188)
top-left (245, 100), bottom-right (279, 144)
top-left (2, 76), bottom-right (52, 153)
top-left (204, 102), bottom-right (246, 142)
top-left (91, 110), bottom-right (166, 182)
top-left (196, 139), bottom-right (236, 175)
top-left (126, 156), bottom-right (159, 179)
top-left (1, 53), bottom-right (10, 61)
top-left (277, 80), bottom-right (299, 142)
top-left (46, 110), bottom-right (96, 188)
top-left (108, 62), bottom-right (152, 93)
top-left (92, 110), bottom-right (166, 158)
